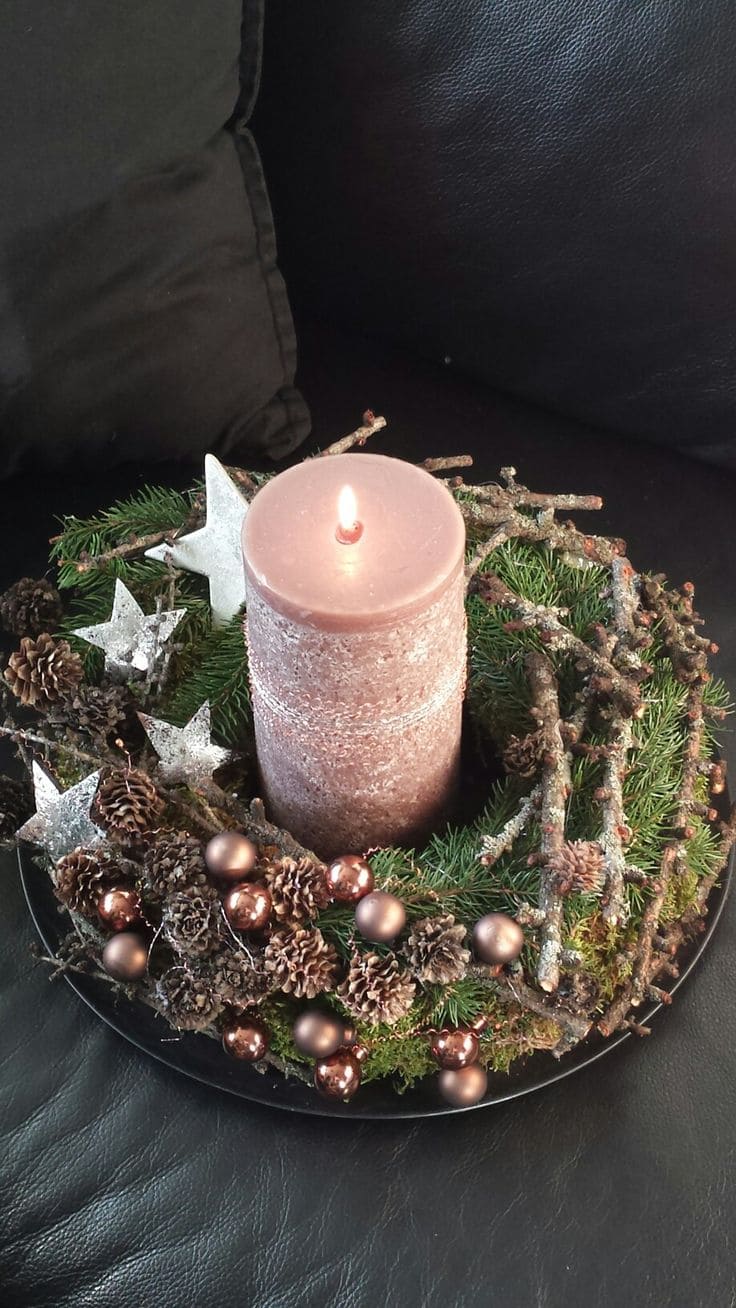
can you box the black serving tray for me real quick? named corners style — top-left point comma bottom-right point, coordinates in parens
top-left (20, 843), bottom-right (732, 1120)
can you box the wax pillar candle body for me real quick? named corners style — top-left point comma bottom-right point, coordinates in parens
top-left (242, 454), bottom-right (466, 858)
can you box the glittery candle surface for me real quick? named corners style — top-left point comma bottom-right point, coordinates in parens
top-left (242, 454), bottom-right (467, 859)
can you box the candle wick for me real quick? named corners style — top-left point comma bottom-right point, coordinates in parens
top-left (336, 520), bottom-right (363, 545)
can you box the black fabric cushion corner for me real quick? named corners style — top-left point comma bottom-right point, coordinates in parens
top-left (0, 1), bottom-right (309, 477)
top-left (255, 0), bottom-right (736, 467)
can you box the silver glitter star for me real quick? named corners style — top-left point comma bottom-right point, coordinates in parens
top-left (72, 579), bottom-right (186, 680)
top-left (17, 762), bottom-right (105, 861)
top-left (137, 702), bottom-right (233, 787)
top-left (145, 454), bottom-right (249, 626)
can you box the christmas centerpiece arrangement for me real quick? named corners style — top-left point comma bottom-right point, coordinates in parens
top-left (2, 415), bottom-right (733, 1109)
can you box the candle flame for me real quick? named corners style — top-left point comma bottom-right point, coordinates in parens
top-left (338, 485), bottom-right (358, 533)
top-left (335, 485), bottom-right (363, 544)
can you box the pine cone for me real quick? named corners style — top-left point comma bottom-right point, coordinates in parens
top-left (142, 831), bottom-right (210, 902)
top-left (403, 913), bottom-right (470, 985)
top-left (54, 845), bottom-right (130, 915)
top-left (154, 965), bottom-right (223, 1031)
top-left (5, 633), bottom-right (83, 709)
top-left (162, 888), bottom-right (222, 957)
top-left (338, 951), bottom-right (416, 1026)
top-left (265, 856), bottom-right (330, 926)
top-left (64, 682), bottom-right (140, 748)
top-left (0, 775), bottom-right (31, 841)
top-left (502, 730), bottom-right (545, 778)
top-left (95, 767), bottom-right (164, 843)
top-left (209, 947), bottom-right (270, 1010)
top-left (264, 928), bottom-right (339, 999)
top-left (0, 577), bottom-right (62, 638)
top-left (548, 840), bottom-right (605, 896)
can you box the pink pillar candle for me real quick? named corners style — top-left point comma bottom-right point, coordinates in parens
top-left (242, 453), bottom-right (466, 858)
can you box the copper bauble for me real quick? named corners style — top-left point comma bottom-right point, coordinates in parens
top-left (314, 1045), bottom-right (367, 1101)
top-left (354, 890), bottom-right (406, 942)
top-left (472, 912), bottom-right (524, 965)
top-left (326, 854), bottom-right (374, 903)
top-left (223, 881), bottom-right (272, 931)
top-left (205, 831), bottom-right (258, 881)
top-left (97, 886), bottom-right (142, 931)
top-left (102, 931), bottom-right (148, 981)
top-left (222, 1016), bottom-right (270, 1062)
top-left (293, 1009), bottom-right (346, 1059)
top-left (438, 1063), bottom-right (488, 1107)
top-left (430, 1027), bottom-right (480, 1070)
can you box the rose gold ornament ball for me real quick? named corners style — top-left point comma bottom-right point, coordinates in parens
top-left (354, 890), bottom-right (406, 943)
top-left (205, 832), bottom-right (259, 882)
top-left (102, 931), bottom-right (148, 981)
top-left (430, 1027), bottom-right (480, 1070)
top-left (97, 886), bottom-right (142, 931)
top-left (472, 912), bottom-right (524, 965)
top-left (223, 882), bottom-right (272, 931)
top-left (326, 854), bottom-right (375, 903)
top-left (293, 1009), bottom-right (347, 1059)
top-left (314, 1046), bottom-right (368, 1101)
top-left (438, 1063), bottom-right (488, 1107)
top-left (222, 1016), bottom-right (270, 1062)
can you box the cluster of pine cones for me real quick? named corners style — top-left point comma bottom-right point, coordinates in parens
top-left (51, 819), bottom-right (478, 1034)
top-left (1, 576), bottom-right (140, 751)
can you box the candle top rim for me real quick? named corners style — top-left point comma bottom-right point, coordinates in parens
top-left (242, 453), bottom-right (465, 630)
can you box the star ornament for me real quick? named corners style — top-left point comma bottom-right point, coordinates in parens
top-left (145, 454), bottom-right (249, 626)
top-left (73, 579), bottom-right (185, 680)
top-left (137, 702), bottom-right (233, 788)
top-left (17, 763), bottom-right (105, 862)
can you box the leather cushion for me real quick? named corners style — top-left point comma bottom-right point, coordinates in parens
top-left (256, 1), bottom-right (736, 466)
top-left (0, 1), bottom-right (309, 476)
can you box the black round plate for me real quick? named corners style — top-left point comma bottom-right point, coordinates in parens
top-left (20, 847), bottom-right (732, 1119)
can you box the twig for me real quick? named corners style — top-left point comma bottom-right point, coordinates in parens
top-left (474, 572), bottom-right (642, 716)
top-left (600, 558), bottom-right (641, 925)
top-left (527, 651), bottom-right (569, 993)
top-left (478, 785), bottom-right (541, 864)
top-left (471, 964), bottom-right (591, 1046)
top-left (245, 797), bottom-right (322, 864)
top-left (0, 722), bottom-right (106, 768)
top-left (418, 455), bottom-right (474, 474)
top-left (319, 411), bottom-right (387, 457)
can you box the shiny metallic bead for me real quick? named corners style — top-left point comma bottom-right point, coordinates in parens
top-left (430, 1027), bottom-right (480, 1070)
top-left (354, 890), bottom-right (406, 943)
top-left (222, 1016), bottom-right (269, 1062)
top-left (223, 881), bottom-right (272, 931)
top-left (205, 832), bottom-right (259, 881)
top-left (314, 1045), bottom-right (368, 1101)
top-left (102, 931), bottom-right (148, 981)
top-left (438, 1063), bottom-right (488, 1107)
top-left (326, 854), bottom-right (375, 903)
top-left (293, 1010), bottom-right (346, 1059)
top-left (97, 886), bottom-right (142, 931)
top-left (472, 912), bottom-right (524, 965)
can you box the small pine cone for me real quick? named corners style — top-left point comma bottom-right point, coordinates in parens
top-left (65, 682), bottom-right (139, 748)
top-left (95, 767), bottom-right (164, 843)
top-left (265, 856), bottom-right (330, 926)
top-left (162, 888), bottom-right (222, 957)
top-left (502, 731), bottom-right (545, 779)
top-left (209, 948), bottom-right (270, 1010)
top-left (549, 840), bottom-right (605, 896)
top-left (264, 928), bottom-right (339, 1000)
top-left (5, 633), bottom-right (83, 709)
top-left (154, 965), bottom-right (223, 1031)
top-left (142, 831), bottom-right (210, 902)
top-left (0, 577), bottom-right (62, 638)
top-left (54, 845), bottom-right (129, 915)
top-left (338, 951), bottom-right (416, 1027)
top-left (0, 775), bottom-right (32, 841)
top-left (403, 913), bottom-right (470, 985)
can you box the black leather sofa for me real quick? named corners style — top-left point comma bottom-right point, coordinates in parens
top-left (2, 5), bottom-right (735, 1306)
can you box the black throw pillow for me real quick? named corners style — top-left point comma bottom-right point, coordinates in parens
top-left (0, 1), bottom-right (309, 477)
